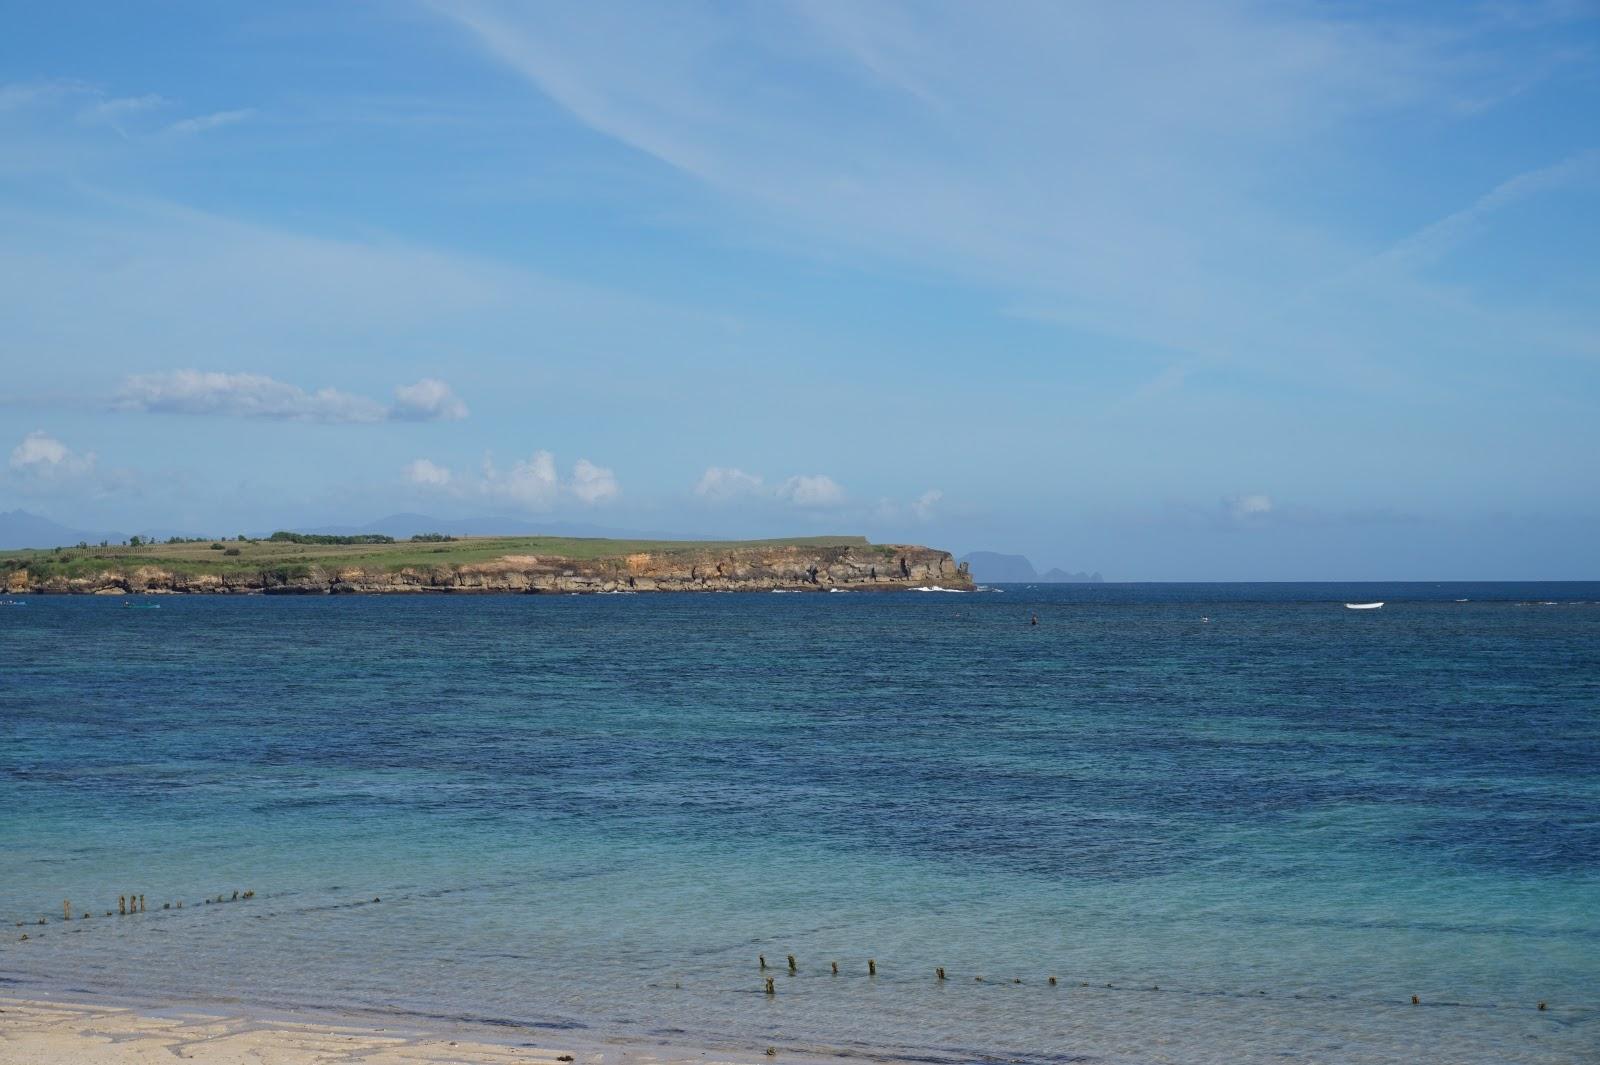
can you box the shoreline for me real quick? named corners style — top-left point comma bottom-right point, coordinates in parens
top-left (0, 994), bottom-right (793, 1065)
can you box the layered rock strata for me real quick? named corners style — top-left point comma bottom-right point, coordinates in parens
top-left (5, 544), bottom-right (971, 595)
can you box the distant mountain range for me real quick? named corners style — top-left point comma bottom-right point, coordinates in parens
top-left (959, 551), bottom-right (1102, 583)
top-left (0, 509), bottom-right (127, 549)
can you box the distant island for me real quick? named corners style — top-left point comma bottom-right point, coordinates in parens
top-left (959, 551), bottom-right (1102, 584)
top-left (1, 533), bottom-right (971, 595)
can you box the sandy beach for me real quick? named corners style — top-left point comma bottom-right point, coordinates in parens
top-left (0, 997), bottom-right (759, 1065)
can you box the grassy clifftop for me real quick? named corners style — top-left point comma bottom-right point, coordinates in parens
top-left (2, 534), bottom-right (884, 581)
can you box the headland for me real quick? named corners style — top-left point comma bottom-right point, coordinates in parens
top-left (1, 533), bottom-right (971, 595)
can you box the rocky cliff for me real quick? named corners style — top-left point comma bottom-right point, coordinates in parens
top-left (5, 543), bottom-right (971, 595)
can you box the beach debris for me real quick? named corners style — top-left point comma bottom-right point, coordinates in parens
top-left (764, 977), bottom-right (776, 996)
top-left (1538, 1002), bottom-right (1547, 1011)
top-left (936, 967), bottom-right (946, 981)
top-left (975, 976), bottom-right (984, 983)
top-left (557, 1056), bottom-right (574, 1062)
top-left (1013, 978), bottom-right (1022, 984)
top-left (868, 959), bottom-right (876, 976)
top-left (18, 934), bottom-right (27, 941)
top-left (765, 1048), bottom-right (777, 1057)
top-left (787, 954), bottom-right (796, 973)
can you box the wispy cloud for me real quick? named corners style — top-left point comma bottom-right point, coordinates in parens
top-left (1224, 494), bottom-right (1274, 520)
top-left (114, 371), bottom-right (469, 424)
top-left (166, 108), bottom-right (255, 137)
top-left (80, 93), bottom-right (167, 125)
top-left (434, 1), bottom-right (1599, 396)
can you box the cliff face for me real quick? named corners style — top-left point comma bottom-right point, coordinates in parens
top-left (6, 544), bottom-right (971, 595)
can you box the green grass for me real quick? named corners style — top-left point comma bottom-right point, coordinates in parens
top-left (1, 535), bottom-right (878, 578)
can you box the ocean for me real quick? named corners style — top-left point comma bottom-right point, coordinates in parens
top-left (1, 583), bottom-right (1596, 1063)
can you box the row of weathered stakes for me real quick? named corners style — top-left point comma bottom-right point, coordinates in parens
top-left (14, 891), bottom-right (255, 936)
top-left (8, 906), bottom-right (1554, 1015)
top-left (757, 955), bottom-right (1552, 1012)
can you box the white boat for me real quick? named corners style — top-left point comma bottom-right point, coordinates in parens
top-left (1345, 602), bottom-right (1384, 610)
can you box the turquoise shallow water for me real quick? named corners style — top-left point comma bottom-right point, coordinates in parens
top-left (1, 584), bottom-right (1597, 1063)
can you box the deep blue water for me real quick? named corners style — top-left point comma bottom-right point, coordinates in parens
top-left (2, 584), bottom-right (1597, 1064)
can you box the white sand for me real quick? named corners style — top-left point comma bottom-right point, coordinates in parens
top-left (0, 997), bottom-right (761, 1065)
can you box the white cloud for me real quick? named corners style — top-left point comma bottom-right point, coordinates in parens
top-left (466, 451), bottom-right (617, 510)
top-left (495, 450), bottom-right (559, 507)
top-left (693, 466), bottom-right (764, 500)
top-left (114, 371), bottom-right (469, 424)
top-left (694, 465), bottom-right (845, 507)
top-left (8, 430), bottom-right (96, 477)
top-left (392, 377), bottom-right (469, 421)
top-left (404, 458), bottom-right (453, 487)
top-left (1225, 494), bottom-right (1274, 519)
top-left (778, 474), bottom-right (844, 507)
top-left (912, 489), bottom-right (943, 520)
top-left (166, 109), bottom-right (255, 137)
top-left (569, 458), bottom-right (619, 503)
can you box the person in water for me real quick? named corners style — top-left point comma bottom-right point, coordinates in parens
top-left (1030, 613), bottom-right (1039, 626)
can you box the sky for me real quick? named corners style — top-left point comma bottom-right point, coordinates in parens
top-left (1, 1), bottom-right (1597, 579)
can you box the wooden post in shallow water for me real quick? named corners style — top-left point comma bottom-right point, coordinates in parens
top-left (831, 961), bottom-right (838, 975)
top-left (936, 968), bottom-right (945, 981)
top-left (759, 955), bottom-right (767, 970)
top-left (139, 895), bottom-right (145, 912)
top-left (1049, 976), bottom-right (1057, 986)
top-left (787, 954), bottom-right (796, 973)
top-left (62, 900), bottom-right (70, 921)
top-left (765, 977), bottom-right (776, 996)
top-left (868, 959), bottom-right (876, 976)
top-left (118, 895), bottom-right (126, 916)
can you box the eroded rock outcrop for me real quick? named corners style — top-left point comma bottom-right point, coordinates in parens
top-left (6, 544), bottom-right (971, 595)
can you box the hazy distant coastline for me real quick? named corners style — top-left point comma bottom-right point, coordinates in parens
top-left (960, 551), bottom-right (1102, 584)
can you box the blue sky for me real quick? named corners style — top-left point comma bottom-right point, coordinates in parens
top-left (2, 1), bottom-right (1597, 578)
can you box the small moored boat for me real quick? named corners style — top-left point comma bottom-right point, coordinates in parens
top-left (1345, 602), bottom-right (1383, 610)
